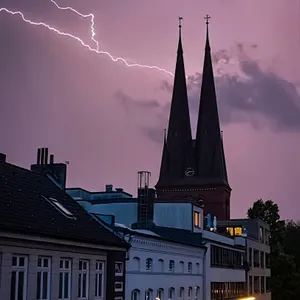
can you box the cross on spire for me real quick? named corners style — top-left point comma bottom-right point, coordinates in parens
top-left (204, 14), bottom-right (210, 25)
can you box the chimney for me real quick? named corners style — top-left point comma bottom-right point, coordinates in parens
top-left (31, 148), bottom-right (67, 190)
top-left (105, 184), bottom-right (113, 192)
top-left (0, 153), bottom-right (6, 162)
top-left (135, 171), bottom-right (155, 229)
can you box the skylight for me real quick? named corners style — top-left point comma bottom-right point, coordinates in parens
top-left (43, 196), bottom-right (75, 219)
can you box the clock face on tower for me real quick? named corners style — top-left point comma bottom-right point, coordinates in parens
top-left (185, 167), bottom-right (195, 177)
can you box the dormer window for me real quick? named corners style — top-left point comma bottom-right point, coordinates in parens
top-left (194, 211), bottom-right (201, 228)
top-left (43, 196), bottom-right (75, 219)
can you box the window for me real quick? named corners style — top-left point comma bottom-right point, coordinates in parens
top-left (146, 258), bottom-right (153, 271)
top-left (226, 227), bottom-right (234, 236)
top-left (249, 247), bottom-right (252, 266)
top-left (210, 245), bottom-right (244, 269)
top-left (59, 258), bottom-right (71, 300)
top-left (179, 261), bottom-right (184, 273)
top-left (261, 276), bottom-right (265, 293)
top-left (131, 289), bottom-right (140, 300)
top-left (260, 226), bottom-right (264, 243)
top-left (188, 262), bottom-right (192, 273)
top-left (168, 288), bottom-right (175, 299)
top-left (260, 251), bottom-right (264, 268)
top-left (265, 253), bottom-right (271, 268)
top-left (115, 282), bottom-right (123, 292)
top-left (194, 211), bottom-right (200, 228)
top-left (78, 260), bottom-right (89, 299)
top-left (156, 289), bottom-right (164, 300)
top-left (266, 277), bottom-right (271, 293)
top-left (195, 286), bottom-right (200, 300)
top-left (44, 196), bottom-right (75, 219)
top-left (133, 257), bottom-right (140, 271)
top-left (211, 282), bottom-right (245, 300)
top-left (254, 276), bottom-right (259, 293)
top-left (188, 287), bottom-right (193, 299)
top-left (179, 287), bottom-right (184, 299)
top-left (169, 260), bottom-right (174, 272)
top-left (196, 262), bottom-right (200, 274)
top-left (115, 261), bottom-right (124, 276)
top-left (36, 257), bottom-right (51, 300)
top-left (234, 227), bottom-right (242, 235)
top-left (145, 289), bottom-right (152, 300)
top-left (253, 249), bottom-right (259, 267)
top-left (157, 259), bottom-right (164, 272)
top-left (10, 255), bottom-right (28, 300)
top-left (95, 261), bottom-right (104, 299)
top-left (249, 276), bottom-right (253, 294)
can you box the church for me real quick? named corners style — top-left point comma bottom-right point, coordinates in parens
top-left (155, 15), bottom-right (230, 221)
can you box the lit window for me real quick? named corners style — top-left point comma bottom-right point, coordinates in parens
top-left (194, 211), bottom-right (200, 228)
top-left (78, 260), bottom-right (89, 299)
top-left (169, 260), bottom-right (175, 272)
top-left (59, 258), bottom-right (71, 300)
top-left (188, 262), bottom-right (192, 273)
top-left (146, 258), bottom-right (153, 271)
top-left (95, 261), bottom-right (105, 299)
top-left (234, 227), bottom-right (242, 235)
top-left (36, 257), bottom-right (51, 300)
top-left (10, 255), bottom-right (28, 300)
top-left (226, 227), bottom-right (234, 236)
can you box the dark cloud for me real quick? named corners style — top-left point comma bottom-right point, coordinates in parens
top-left (117, 44), bottom-right (300, 143)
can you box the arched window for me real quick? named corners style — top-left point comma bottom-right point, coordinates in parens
top-left (195, 286), bottom-right (200, 300)
top-left (188, 287), bottom-right (193, 299)
top-left (146, 258), bottom-right (153, 271)
top-left (157, 259), bottom-right (164, 272)
top-left (131, 289), bottom-right (140, 300)
top-left (145, 288), bottom-right (153, 300)
top-left (132, 257), bottom-right (140, 271)
top-left (157, 288), bottom-right (164, 300)
top-left (169, 260), bottom-right (175, 272)
top-left (179, 287), bottom-right (184, 299)
top-left (179, 261), bottom-right (184, 273)
top-left (196, 262), bottom-right (200, 274)
top-left (168, 287), bottom-right (175, 299)
top-left (188, 262), bottom-right (192, 273)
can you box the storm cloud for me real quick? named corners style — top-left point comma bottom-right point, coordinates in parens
top-left (119, 44), bottom-right (300, 143)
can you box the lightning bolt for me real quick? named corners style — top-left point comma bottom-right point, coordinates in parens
top-left (0, 1), bottom-right (174, 77)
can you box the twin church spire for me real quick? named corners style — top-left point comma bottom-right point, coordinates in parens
top-left (156, 16), bottom-right (230, 220)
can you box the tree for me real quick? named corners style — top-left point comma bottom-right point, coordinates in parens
top-left (248, 199), bottom-right (300, 300)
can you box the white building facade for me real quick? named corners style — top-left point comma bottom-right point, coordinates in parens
top-left (121, 228), bottom-right (205, 300)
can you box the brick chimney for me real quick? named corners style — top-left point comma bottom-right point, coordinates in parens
top-left (31, 147), bottom-right (67, 190)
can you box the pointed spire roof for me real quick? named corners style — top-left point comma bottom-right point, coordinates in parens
top-left (157, 17), bottom-right (192, 184)
top-left (195, 15), bottom-right (229, 186)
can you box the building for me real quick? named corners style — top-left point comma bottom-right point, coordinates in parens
top-left (67, 171), bottom-right (248, 300)
top-left (155, 17), bottom-right (230, 221)
top-left (217, 219), bottom-right (271, 300)
top-left (0, 150), bottom-right (129, 300)
top-left (115, 223), bottom-right (206, 300)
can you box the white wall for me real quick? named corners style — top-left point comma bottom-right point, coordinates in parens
top-left (126, 234), bottom-right (205, 300)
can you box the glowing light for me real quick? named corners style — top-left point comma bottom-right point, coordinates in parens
top-left (0, 2), bottom-right (174, 77)
top-left (237, 297), bottom-right (256, 300)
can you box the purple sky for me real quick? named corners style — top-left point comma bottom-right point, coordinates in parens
top-left (1, 0), bottom-right (300, 220)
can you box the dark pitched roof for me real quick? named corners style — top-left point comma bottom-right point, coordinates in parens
top-left (0, 160), bottom-right (129, 248)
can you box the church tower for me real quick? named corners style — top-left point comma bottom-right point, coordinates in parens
top-left (156, 16), bottom-right (231, 220)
